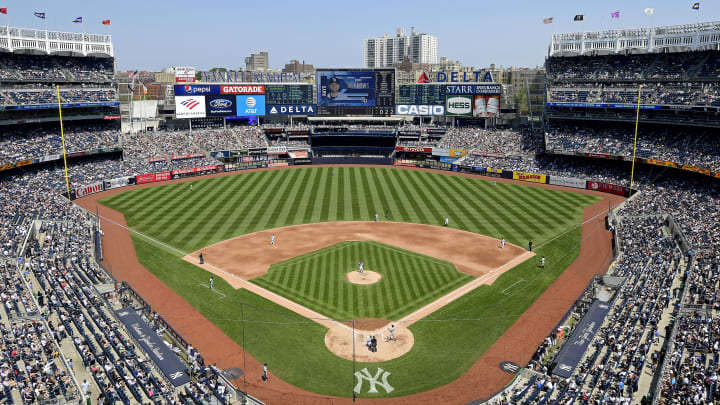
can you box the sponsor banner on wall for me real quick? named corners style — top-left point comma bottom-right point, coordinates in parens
top-left (173, 85), bottom-right (218, 96)
top-left (393, 160), bottom-right (418, 167)
top-left (175, 96), bottom-right (206, 119)
top-left (585, 153), bottom-right (611, 159)
top-left (236, 95), bottom-right (265, 116)
top-left (549, 176), bottom-right (586, 189)
top-left (38, 154), bottom-right (61, 162)
top-left (715, 172), bottom-right (720, 179)
top-left (0, 163), bottom-right (14, 171)
top-left (472, 151), bottom-right (505, 158)
top-left (115, 308), bottom-right (191, 386)
top-left (75, 182), bottom-right (105, 198)
top-left (220, 85), bottom-right (265, 95)
top-left (289, 151), bottom-right (309, 159)
top-left (587, 181), bottom-right (628, 196)
top-left (105, 176), bottom-right (134, 190)
top-left (16, 159), bottom-right (34, 167)
top-left (449, 149), bottom-right (467, 158)
top-left (171, 165), bottom-right (217, 176)
top-left (472, 95), bottom-right (500, 117)
top-left (432, 148), bottom-right (450, 156)
top-left (267, 146), bottom-right (288, 155)
top-left (267, 162), bottom-right (289, 168)
top-left (646, 159), bottom-right (677, 168)
top-left (148, 157), bottom-right (167, 163)
top-left (136, 171), bottom-right (172, 185)
top-left (266, 104), bottom-right (317, 115)
top-left (439, 157), bottom-right (459, 164)
top-left (395, 104), bottom-right (446, 116)
top-left (396, 146), bottom-right (432, 153)
top-left (552, 301), bottom-right (611, 378)
top-left (513, 172), bottom-right (547, 183)
top-left (171, 153), bottom-right (205, 161)
top-left (66, 151), bottom-right (87, 158)
top-left (681, 165), bottom-right (711, 175)
top-left (103, 114), bottom-right (121, 120)
top-left (445, 95), bottom-right (473, 116)
top-left (205, 95), bottom-right (236, 117)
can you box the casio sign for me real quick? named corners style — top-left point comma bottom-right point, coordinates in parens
top-left (446, 97), bottom-right (471, 114)
top-left (209, 99), bottom-right (232, 108)
top-left (396, 105), bottom-right (445, 116)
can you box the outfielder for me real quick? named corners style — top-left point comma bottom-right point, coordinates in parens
top-left (541, 256), bottom-right (546, 268)
top-left (190, 184), bottom-right (193, 191)
top-left (375, 213), bottom-right (379, 222)
top-left (494, 180), bottom-right (497, 187)
top-left (270, 234), bottom-right (276, 246)
top-left (444, 217), bottom-right (449, 226)
top-left (501, 238), bottom-right (506, 249)
top-left (209, 276), bottom-right (214, 290)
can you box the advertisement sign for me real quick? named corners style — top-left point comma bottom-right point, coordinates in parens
top-left (585, 153), bottom-right (611, 159)
top-left (0, 163), bottom-right (14, 171)
top-left (105, 176), bottom-right (134, 190)
top-left (220, 85), bottom-right (265, 95)
top-left (115, 308), bottom-right (191, 386)
top-left (236, 95), bottom-right (265, 116)
top-left (136, 171), bottom-right (172, 185)
top-left (205, 95), bottom-right (236, 117)
top-left (75, 182), bottom-right (104, 198)
top-left (395, 146), bottom-right (432, 153)
top-left (446, 95), bottom-right (472, 116)
top-left (552, 301), bottom-right (611, 378)
top-left (473, 95), bottom-right (500, 117)
top-left (289, 151), bottom-right (308, 158)
top-left (587, 181), bottom-right (628, 196)
top-left (148, 157), bottom-right (167, 163)
top-left (681, 165), bottom-right (711, 175)
top-left (395, 104), bottom-right (445, 116)
top-left (173, 85), bottom-right (217, 96)
top-left (38, 154), bottom-right (61, 163)
top-left (472, 151), bottom-right (505, 158)
top-left (449, 149), bottom-right (467, 158)
top-left (267, 146), bottom-right (287, 155)
top-left (171, 165), bottom-right (217, 175)
top-left (432, 148), bottom-right (450, 156)
top-left (103, 114), bottom-right (121, 120)
top-left (445, 84), bottom-right (502, 95)
top-left (266, 105), bottom-right (317, 115)
top-left (16, 159), bottom-right (34, 167)
top-left (549, 176), bottom-right (586, 189)
top-left (171, 153), bottom-right (205, 160)
top-left (317, 70), bottom-right (375, 107)
top-left (175, 66), bottom-right (196, 83)
top-left (175, 96), bottom-right (206, 119)
top-left (267, 162), bottom-right (289, 168)
top-left (647, 159), bottom-right (677, 168)
top-left (513, 172), bottom-right (547, 183)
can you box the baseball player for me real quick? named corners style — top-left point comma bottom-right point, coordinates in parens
top-left (358, 262), bottom-right (364, 273)
top-left (270, 234), bottom-right (275, 246)
top-left (385, 208), bottom-right (389, 219)
top-left (528, 240), bottom-right (533, 252)
top-left (541, 256), bottom-right (546, 268)
top-left (209, 276), bottom-right (214, 290)
top-left (386, 324), bottom-right (397, 342)
top-left (501, 238), bottom-right (506, 249)
top-left (263, 363), bottom-right (268, 382)
top-left (375, 213), bottom-right (379, 222)
top-left (494, 180), bottom-right (497, 187)
top-left (190, 184), bottom-right (193, 191)
top-left (444, 217), bottom-right (449, 226)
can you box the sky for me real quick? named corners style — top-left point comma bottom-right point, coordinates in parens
top-left (0, 0), bottom-right (716, 71)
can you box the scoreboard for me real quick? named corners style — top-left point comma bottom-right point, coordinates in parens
top-left (265, 84), bottom-right (313, 105)
top-left (398, 84), bottom-right (446, 105)
top-left (316, 68), bottom-right (396, 116)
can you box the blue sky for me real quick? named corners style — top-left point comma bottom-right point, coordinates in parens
top-left (0, 0), bottom-right (716, 71)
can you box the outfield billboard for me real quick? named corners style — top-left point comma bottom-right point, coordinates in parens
top-left (549, 176), bottom-right (586, 189)
top-left (513, 172), bottom-right (547, 183)
top-left (395, 104), bottom-right (445, 116)
top-left (205, 95), bottom-right (236, 117)
top-left (175, 96), bottom-right (206, 119)
top-left (445, 95), bottom-right (473, 116)
top-left (473, 95), bottom-right (500, 117)
top-left (236, 95), bottom-right (265, 116)
top-left (266, 105), bottom-right (317, 115)
top-left (317, 70), bottom-right (376, 107)
top-left (587, 181), bottom-right (628, 196)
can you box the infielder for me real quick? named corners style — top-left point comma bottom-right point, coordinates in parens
top-left (375, 213), bottom-right (379, 222)
top-left (270, 234), bottom-right (276, 246)
top-left (444, 217), bottom-right (449, 226)
top-left (358, 262), bottom-right (364, 273)
top-left (386, 324), bottom-right (397, 342)
top-left (501, 238), bottom-right (506, 249)
top-left (541, 256), bottom-right (546, 268)
top-left (263, 363), bottom-right (268, 382)
top-left (209, 276), bottom-right (214, 290)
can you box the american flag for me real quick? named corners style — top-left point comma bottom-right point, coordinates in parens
top-left (543, 17), bottom-right (553, 24)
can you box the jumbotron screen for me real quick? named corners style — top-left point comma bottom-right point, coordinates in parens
top-left (316, 68), bottom-right (395, 116)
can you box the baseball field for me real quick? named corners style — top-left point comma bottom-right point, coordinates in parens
top-left (98, 166), bottom-right (602, 399)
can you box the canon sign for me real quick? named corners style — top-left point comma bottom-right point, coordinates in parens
top-left (395, 105), bottom-right (445, 116)
top-left (75, 182), bottom-right (104, 198)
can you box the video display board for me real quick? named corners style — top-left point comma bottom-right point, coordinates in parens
top-left (265, 84), bottom-right (313, 105)
top-left (398, 84), bottom-right (447, 105)
top-left (316, 69), bottom-right (395, 116)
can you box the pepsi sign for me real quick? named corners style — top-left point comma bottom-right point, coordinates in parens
top-left (266, 105), bottom-right (317, 115)
top-left (395, 105), bottom-right (445, 116)
top-left (205, 95), bottom-right (236, 117)
top-left (174, 85), bottom-right (220, 95)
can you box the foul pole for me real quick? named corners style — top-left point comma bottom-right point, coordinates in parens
top-left (56, 85), bottom-right (71, 199)
top-left (629, 85), bottom-right (642, 195)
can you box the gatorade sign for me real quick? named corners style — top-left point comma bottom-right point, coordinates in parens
top-left (446, 95), bottom-right (472, 116)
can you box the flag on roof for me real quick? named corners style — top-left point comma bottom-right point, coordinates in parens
top-left (34, 12), bottom-right (45, 19)
top-left (0, 8), bottom-right (7, 15)
top-left (611, 11), bottom-right (620, 18)
top-left (543, 17), bottom-right (553, 24)
top-left (692, 3), bottom-right (700, 10)
top-left (72, 17), bottom-right (82, 23)
top-left (573, 14), bottom-right (584, 21)
top-left (102, 19), bottom-right (110, 25)
top-left (644, 8), bottom-right (654, 15)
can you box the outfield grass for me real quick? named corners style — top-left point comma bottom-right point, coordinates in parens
top-left (102, 167), bottom-right (602, 398)
top-left (253, 241), bottom-right (474, 320)
top-left (102, 167), bottom-right (598, 252)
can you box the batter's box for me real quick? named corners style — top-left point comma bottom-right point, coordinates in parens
top-left (501, 279), bottom-right (528, 295)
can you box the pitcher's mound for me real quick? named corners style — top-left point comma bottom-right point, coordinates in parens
top-left (345, 270), bottom-right (381, 285)
top-left (325, 322), bottom-right (414, 362)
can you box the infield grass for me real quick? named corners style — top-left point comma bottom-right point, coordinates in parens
top-left (101, 166), bottom-right (602, 398)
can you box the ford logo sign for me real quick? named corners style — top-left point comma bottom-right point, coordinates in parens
top-left (210, 99), bottom-right (232, 108)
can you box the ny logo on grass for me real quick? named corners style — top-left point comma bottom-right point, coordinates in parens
top-left (354, 368), bottom-right (394, 394)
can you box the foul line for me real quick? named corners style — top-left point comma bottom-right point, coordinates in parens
top-left (197, 284), bottom-right (227, 299)
top-left (502, 279), bottom-right (528, 295)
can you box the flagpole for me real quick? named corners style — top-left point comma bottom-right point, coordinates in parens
top-left (56, 85), bottom-right (71, 200)
top-left (5, 11), bottom-right (10, 53)
top-left (629, 85), bottom-right (642, 195)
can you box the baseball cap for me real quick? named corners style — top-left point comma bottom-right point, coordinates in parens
top-left (329, 76), bottom-right (340, 84)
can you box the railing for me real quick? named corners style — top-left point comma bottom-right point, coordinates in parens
top-left (0, 25), bottom-right (113, 56)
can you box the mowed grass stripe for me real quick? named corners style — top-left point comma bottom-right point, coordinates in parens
top-left (444, 176), bottom-right (505, 237)
top-left (388, 169), bottom-right (431, 224)
top-left (397, 170), bottom-right (439, 224)
top-left (376, 168), bottom-right (414, 221)
top-left (360, 167), bottom-right (384, 220)
top-left (423, 172), bottom-right (497, 236)
top-left (327, 168), bottom-right (339, 222)
top-left (464, 179), bottom-right (530, 242)
top-left (309, 169), bottom-right (330, 223)
top-left (250, 169), bottom-right (299, 232)
top-left (215, 171), bottom-right (276, 238)
top-left (160, 182), bottom-right (231, 247)
top-left (287, 167), bottom-right (319, 223)
top-left (271, 168), bottom-right (311, 228)
top-left (351, 167), bottom-right (371, 220)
